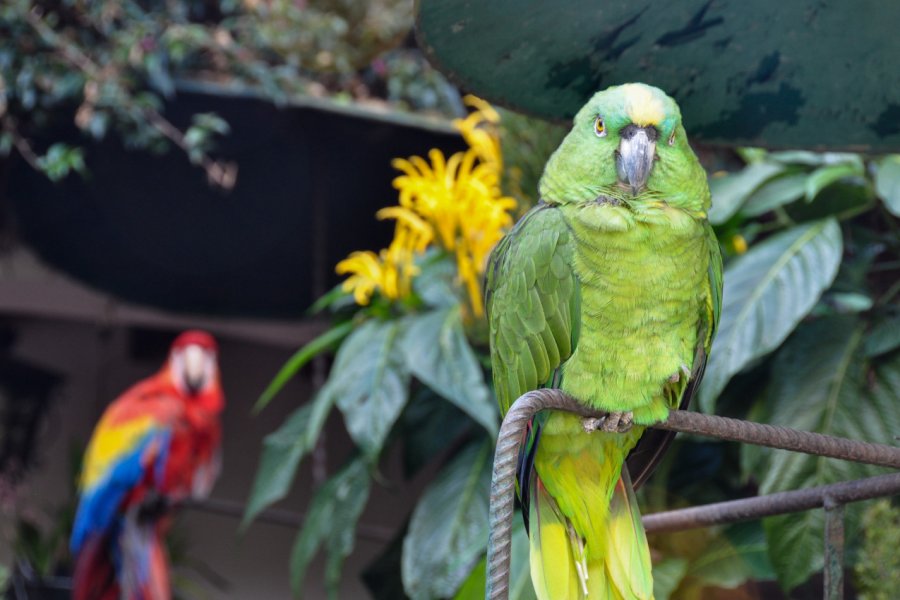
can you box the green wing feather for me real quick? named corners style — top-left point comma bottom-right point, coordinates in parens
top-left (485, 204), bottom-right (579, 416)
top-left (626, 220), bottom-right (724, 488)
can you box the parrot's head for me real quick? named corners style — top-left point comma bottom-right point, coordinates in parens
top-left (169, 330), bottom-right (220, 398)
top-left (539, 82), bottom-right (708, 215)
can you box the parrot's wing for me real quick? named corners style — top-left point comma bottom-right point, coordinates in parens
top-left (70, 382), bottom-right (181, 553)
top-left (627, 221), bottom-right (723, 488)
top-left (485, 203), bottom-right (580, 415)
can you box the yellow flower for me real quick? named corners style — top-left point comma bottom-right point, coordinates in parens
top-left (732, 234), bottom-right (748, 255)
top-left (337, 96), bottom-right (516, 316)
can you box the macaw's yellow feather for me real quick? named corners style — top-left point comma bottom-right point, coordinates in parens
top-left (81, 415), bottom-right (157, 490)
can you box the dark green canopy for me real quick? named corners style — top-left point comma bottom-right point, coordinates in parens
top-left (417, 0), bottom-right (900, 151)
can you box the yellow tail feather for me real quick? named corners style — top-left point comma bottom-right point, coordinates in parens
top-left (528, 468), bottom-right (653, 599)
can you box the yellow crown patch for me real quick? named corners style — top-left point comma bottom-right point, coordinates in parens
top-left (621, 84), bottom-right (665, 126)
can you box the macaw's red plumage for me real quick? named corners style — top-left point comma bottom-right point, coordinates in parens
top-left (70, 330), bottom-right (224, 600)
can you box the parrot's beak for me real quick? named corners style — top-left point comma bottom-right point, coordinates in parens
top-left (183, 344), bottom-right (208, 394)
top-left (616, 125), bottom-right (658, 195)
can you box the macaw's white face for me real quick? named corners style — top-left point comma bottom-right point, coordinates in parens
top-left (172, 344), bottom-right (218, 395)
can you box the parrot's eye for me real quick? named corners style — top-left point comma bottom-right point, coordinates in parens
top-left (668, 130), bottom-right (676, 146)
top-left (594, 116), bottom-right (606, 137)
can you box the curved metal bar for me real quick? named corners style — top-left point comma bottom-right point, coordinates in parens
top-left (486, 389), bottom-right (900, 600)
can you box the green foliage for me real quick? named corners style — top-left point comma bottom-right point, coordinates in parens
top-left (855, 499), bottom-right (900, 599)
top-left (401, 307), bottom-right (497, 436)
top-left (0, 0), bottom-right (457, 186)
top-left (332, 319), bottom-right (412, 458)
top-left (703, 149), bottom-right (900, 591)
top-left (874, 156), bottom-right (900, 217)
top-left (401, 441), bottom-right (491, 599)
top-left (758, 317), bottom-right (900, 589)
top-left (289, 457), bottom-right (371, 597)
top-left (254, 321), bottom-right (353, 413)
top-left (452, 519), bottom-right (535, 600)
top-left (242, 392), bottom-right (334, 528)
top-left (698, 219), bottom-right (843, 411)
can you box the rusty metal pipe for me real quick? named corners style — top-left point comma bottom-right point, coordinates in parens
top-left (643, 472), bottom-right (900, 533)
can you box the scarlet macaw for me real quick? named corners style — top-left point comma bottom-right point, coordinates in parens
top-left (70, 330), bottom-right (224, 600)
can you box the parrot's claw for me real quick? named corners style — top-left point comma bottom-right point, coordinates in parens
top-left (668, 364), bottom-right (692, 383)
top-left (582, 411), bottom-right (634, 433)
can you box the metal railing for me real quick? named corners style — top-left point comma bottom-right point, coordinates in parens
top-left (486, 389), bottom-right (900, 600)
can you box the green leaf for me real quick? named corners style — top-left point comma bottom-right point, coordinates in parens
top-left (452, 517), bottom-right (535, 600)
top-left (875, 155), bottom-right (900, 217)
top-left (687, 522), bottom-right (773, 589)
top-left (652, 558), bottom-right (688, 600)
top-left (306, 284), bottom-right (352, 315)
top-left (708, 162), bottom-right (783, 225)
top-left (333, 319), bottom-right (411, 457)
top-left (402, 441), bottom-right (492, 599)
top-left (290, 458), bottom-right (371, 597)
top-left (402, 307), bottom-right (498, 436)
top-left (823, 291), bottom-right (873, 314)
top-left (865, 314), bottom-right (900, 358)
top-left (740, 172), bottom-right (807, 217)
top-left (699, 219), bottom-right (843, 411)
top-left (413, 252), bottom-right (460, 308)
top-left (254, 321), bottom-right (353, 413)
top-left (804, 161), bottom-right (864, 201)
top-left (759, 316), bottom-right (900, 590)
top-left (401, 388), bottom-right (473, 478)
top-left (243, 389), bottom-right (336, 528)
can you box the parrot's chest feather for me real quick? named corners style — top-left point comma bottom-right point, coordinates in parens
top-left (560, 203), bottom-right (709, 423)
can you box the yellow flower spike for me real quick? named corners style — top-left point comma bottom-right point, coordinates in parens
top-left (337, 95), bottom-right (516, 310)
top-left (462, 95), bottom-right (500, 124)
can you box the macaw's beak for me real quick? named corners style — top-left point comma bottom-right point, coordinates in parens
top-left (183, 344), bottom-right (207, 394)
top-left (616, 124), bottom-right (658, 195)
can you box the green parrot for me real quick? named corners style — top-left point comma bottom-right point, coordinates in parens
top-left (485, 83), bottom-right (722, 599)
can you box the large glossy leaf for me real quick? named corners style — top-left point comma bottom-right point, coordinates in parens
top-left (290, 458), bottom-right (372, 597)
top-left (875, 155), bottom-right (900, 216)
top-left (254, 321), bottom-right (353, 413)
top-left (413, 253), bottom-right (461, 309)
top-left (758, 316), bottom-right (900, 590)
top-left (401, 388), bottom-right (474, 479)
top-left (402, 441), bottom-right (492, 600)
top-left (865, 314), bottom-right (900, 358)
top-left (698, 219), bottom-right (843, 411)
top-left (803, 160), bottom-right (864, 201)
top-left (242, 391), bottom-right (333, 528)
top-left (452, 518), bottom-right (535, 600)
top-left (740, 172), bottom-right (807, 217)
top-left (708, 162), bottom-right (784, 225)
top-left (652, 558), bottom-right (689, 600)
top-left (333, 319), bottom-right (411, 458)
top-left (786, 181), bottom-right (873, 222)
top-left (687, 522), bottom-right (774, 589)
top-left (402, 307), bottom-right (498, 436)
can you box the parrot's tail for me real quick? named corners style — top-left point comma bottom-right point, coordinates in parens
top-left (72, 534), bottom-right (119, 600)
top-left (119, 517), bottom-right (171, 600)
top-left (525, 424), bottom-right (654, 600)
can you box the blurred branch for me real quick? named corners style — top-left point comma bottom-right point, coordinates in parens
top-left (22, 5), bottom-right (236, 189)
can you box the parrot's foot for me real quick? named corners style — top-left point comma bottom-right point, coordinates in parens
top-left (582, 411), bottom-right (634, 433)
